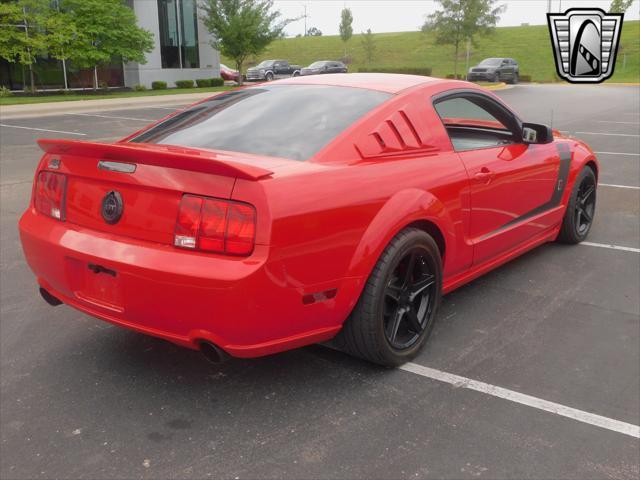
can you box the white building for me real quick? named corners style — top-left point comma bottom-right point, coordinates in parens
top-left (0, 0), bottom-right (221, 90)
top-left (124, 0), bottom-right (221, 88)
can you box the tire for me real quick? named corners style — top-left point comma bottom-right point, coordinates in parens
top-left (265, 72), bottom-right (274, 81)
top-left (334, 228), bottom-right (443, 367)
top-left (557, 166), bottom-right (597, 244)
top-left (507, 73), bottom-right (519, 85)
top-left (492, 73), bottom-right (499, 83)
top-left (292, 71), bottom-right (300, 77)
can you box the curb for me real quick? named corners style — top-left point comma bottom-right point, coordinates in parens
top-left (0, 92), bottom-right (217, 120)
top-left (482, 82), bottom-right (510, 91)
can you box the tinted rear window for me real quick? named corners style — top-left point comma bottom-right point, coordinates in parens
top-left (129, 85), bottom-right (391, 161)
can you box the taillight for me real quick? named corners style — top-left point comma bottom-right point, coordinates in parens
top-left (35, 171), bottom-right (66, 220)
top-left (174, 195), bottom-right (256, 256)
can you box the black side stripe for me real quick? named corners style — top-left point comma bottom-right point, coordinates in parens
top-left (479, 143), bottom-right (571, 240)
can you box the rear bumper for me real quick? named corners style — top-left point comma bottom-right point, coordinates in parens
top-left (19, 208), bottom-right (349, 357)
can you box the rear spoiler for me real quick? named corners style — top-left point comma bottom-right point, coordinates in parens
top-left (37, 139), bottom-right (273, 181)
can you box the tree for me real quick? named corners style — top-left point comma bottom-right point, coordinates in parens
top-left (200, 0), bottom-right (292, 85)
top-left (0, 0), bottom-right (47, 91)
top-left (307, 26), bottom-right (322, 36)
top-left (609, 0), bottom-right (635, 13)
top-left (44, 7), bottom-right (77, 90)
top-left (361, 28), bottom-right (376, 64)
top-left (422, 0), bottom-right (505, 77)
top-left (59, 0), bottom-right (153, 90)
top-left (339, 7), bottom-right (353, 56)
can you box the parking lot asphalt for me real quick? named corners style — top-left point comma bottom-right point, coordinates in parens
top-left (1, 84), bottom-right (639, 479)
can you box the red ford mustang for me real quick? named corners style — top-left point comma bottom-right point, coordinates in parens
top-left (19, 74), bottom-right (598, 366)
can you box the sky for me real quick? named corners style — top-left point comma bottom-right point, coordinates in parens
top-left (273, 0), bottom-right (640, 37)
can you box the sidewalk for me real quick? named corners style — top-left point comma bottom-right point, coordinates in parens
top-left (0, 92), bottom-right (215, 120)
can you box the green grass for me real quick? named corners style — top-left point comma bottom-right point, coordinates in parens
top-left (225, 21), bottom-right (640, 83)
top-left (0, 86), bottom-right (233, 106)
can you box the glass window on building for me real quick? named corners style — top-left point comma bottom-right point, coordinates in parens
top-left (158, 0), bottom-right (200, 69)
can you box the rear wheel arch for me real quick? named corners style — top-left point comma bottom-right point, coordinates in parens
top-left (585, 159), bottom-right (598, 180)
top-left (404, 219), bottom-right (446, 262)
top-left (346, 189), bottom-right (453, 284)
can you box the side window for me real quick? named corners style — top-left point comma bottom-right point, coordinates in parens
top-left (434, 96), bottom-right (517, 152)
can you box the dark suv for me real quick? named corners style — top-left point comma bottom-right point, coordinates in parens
top-left (246, 60), bottom-right (302, 82)
top-left (300, 61), bottom-right (348, 76)
top-left (468, 58), bottom-right (519, 84)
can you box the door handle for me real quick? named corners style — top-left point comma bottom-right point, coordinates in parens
top-left (474, 168), bottom-right (495, 183)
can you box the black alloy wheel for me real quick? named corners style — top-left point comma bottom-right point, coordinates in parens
top-left (574, 173), bottom-right (596, 236)
top-left (558, 166), bottom-right (597, 244)
top-left (334, 228), bottom-right (442, 366)
top-left (383, 248), bottom-right (436, 350)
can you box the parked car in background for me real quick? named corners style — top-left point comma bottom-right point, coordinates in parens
top-left (468, 58), bottom-right (519, 84)
top-left (219, 64), bottom-right (241, 82)
top-left (300, 61), bottom-right (348, 76)
top-left (246, 60), bottom-right (301, 81)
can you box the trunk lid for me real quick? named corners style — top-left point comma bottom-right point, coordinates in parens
top-left (37, 139), bottom-right (275, 245)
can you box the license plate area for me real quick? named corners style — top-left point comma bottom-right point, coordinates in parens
top-left (66, 257), bottom-right (124, 312)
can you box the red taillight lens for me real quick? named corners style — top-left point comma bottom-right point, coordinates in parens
top-left (199, 199), bottom-right (228, 252)
top-left (35, 171), bottom-right (66, 220)
top-left (174, 195), bottom-right (256, 256)
top-left (225, 203), bottom-right (256, 255)
top-left (174, 195), bottom-right (203, 249)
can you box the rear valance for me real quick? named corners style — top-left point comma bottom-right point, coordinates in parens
top-left (37, 139), bottom-right (273, 181)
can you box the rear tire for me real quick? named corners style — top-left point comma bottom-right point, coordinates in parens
top-left (557, 167), bottom-right (597, 244)
top-left (334, 228), bottom-right (442, 367)
top-left (508, 73), bottom-right (519, 84)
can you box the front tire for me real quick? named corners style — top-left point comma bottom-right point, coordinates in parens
top-left (265, 72), bottom-right (274, 81)
top-left (335, 228), bottom-right (442, 367)
top-left (557, 166), bottom-right (597, 244)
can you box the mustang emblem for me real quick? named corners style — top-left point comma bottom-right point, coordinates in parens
top-left (101, 191), bottom-right (124, 225)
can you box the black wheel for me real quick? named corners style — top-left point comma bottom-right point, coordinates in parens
top-left (492, 73), bottom-right (499, 82)
top-left (335, 228), bottom-right (442, 366)
top-left (265, 72), bottom-right (274, 81)
top-left (508, 73), bottom-right (519, 84)
top-left (292, 71), bottom-right (300, 77)
top-left (557, 167), bottom-right (597, 244)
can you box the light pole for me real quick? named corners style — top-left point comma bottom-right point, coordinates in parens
top-left (302, 3), bottom-right (308, 36)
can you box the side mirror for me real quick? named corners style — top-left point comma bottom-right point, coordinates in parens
top-left (521, 122), bottom-right (553, 144)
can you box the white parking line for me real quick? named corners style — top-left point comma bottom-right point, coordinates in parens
top-left (574, 132), bottom-right (640, 137)
top-left (594, 151), bottom-right (640, 156)
top-left (400, 362), bottom-right (640, 439)
top-left (595, 121), bottom-right (640, 125)
top-left (0, 124), bottom-right (87, 136)
top-left (599, 183), bottom-right (640, 190)
top-left (66, 113), bottom-right (156, 122)
top-left (580, 242), bottom-right (640, 253)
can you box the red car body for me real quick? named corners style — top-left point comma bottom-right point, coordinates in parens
top-left (219, 64), bottom-right (240, 82)
top-left (19, 74), bottom-right (598, 360)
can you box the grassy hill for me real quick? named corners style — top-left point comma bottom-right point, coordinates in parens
top-left (224, 21), bottom-right (639, 83)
